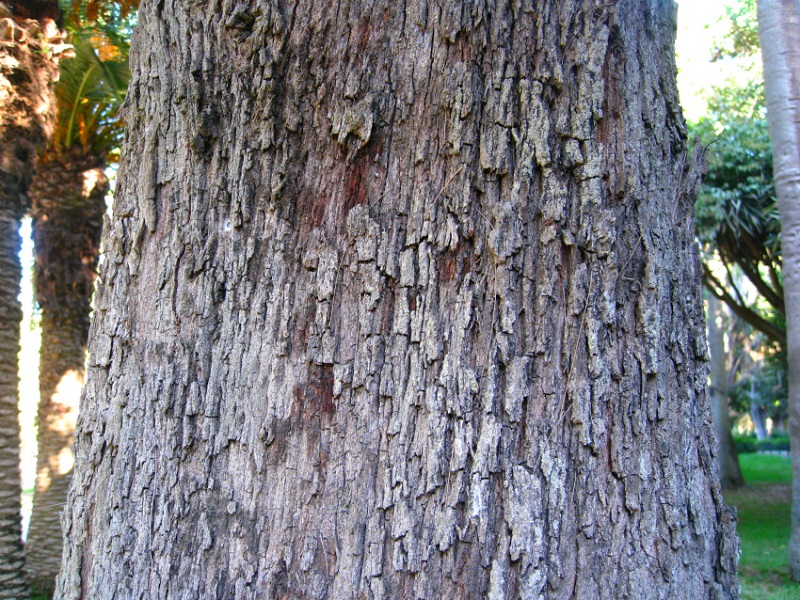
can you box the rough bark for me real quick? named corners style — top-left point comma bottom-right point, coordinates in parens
top-left (0, 214), bottom-right (27, 600)
top-left (59, 1), bottom-right (739, 598)
top-left (0, 4), bottom-right (61, 598)
top-left (25, 150), bottom-right (107, 598)
top-left (757, 0), bottom-right (800, 581)
top-left (707, 297), bottom-right (744, 490)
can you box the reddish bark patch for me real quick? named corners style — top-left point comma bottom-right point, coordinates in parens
top-left (380, 286), bottom-right (394, 333)
top-left (344, 157), bottom-right (369, 213)
top-left (597, 27), bottom-right (623, 147)
top-left (441, 252), bottom-right (457, 284)
top-left (357, 16), bottom-right (371, 53)
top-left (597, 61), bottom-right (620, 146)
top-left (307, 365), bottom-right (336, 416)
top-left (439, 241), bottom-right (473, 286)
top-left (597, 28), bottom-right (626, 203)
top-left (295, 365), bottom-right (336, 420)
top-left (293, 385), bottom-right (306, 415)
top-left (456, 35), bottom-right (473, 62)
top-left (296, 194), bottom-right (328, 236)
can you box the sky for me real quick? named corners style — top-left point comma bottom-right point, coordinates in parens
top-left (675, 0), bottom-right (762, 123)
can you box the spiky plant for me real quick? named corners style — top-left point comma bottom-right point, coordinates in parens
top-left (695, 112), bottom-right (785, 346)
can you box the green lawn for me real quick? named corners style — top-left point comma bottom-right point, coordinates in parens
top-left (724, 454), bottom-right (800, 599)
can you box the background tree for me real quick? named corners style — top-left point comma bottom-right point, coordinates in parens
top-left (25, 28), bottom-right (129, 596)
top-left (757, 0), bottom-right (800, 581)
top-left (0, 2), bottom-right (63, 597)
top-left (57, 0), bottom-right (739, 597)
top-left (695, 108), bottom-right (785, 346)
top-left (708, 295), bottom-right (746, 489)
top-left (690, 0), bottom-right (787, 488)
top-left (693, 102), bottom-right (789, 440)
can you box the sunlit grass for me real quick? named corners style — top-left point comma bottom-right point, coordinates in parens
top-left (725, 454), bottom-right (800, 600)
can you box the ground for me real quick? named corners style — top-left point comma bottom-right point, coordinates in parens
top-left (725, 454), bottom-right (800, 599)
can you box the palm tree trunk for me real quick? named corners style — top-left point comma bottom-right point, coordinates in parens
top-left (757, 0), bottom-right (800, 580)
top-left (0, 9), bottom-right (61, 598)
top-left (26, 151), bottom-right (107, 597)
top-left (0, 212), bottom-right (29, 599)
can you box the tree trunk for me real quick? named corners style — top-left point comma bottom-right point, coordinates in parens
top-left (707, 297), bottom-right (745, 489)
top-left (25, 151), bottom-right (107, 598)
top-left (58, 1), bottom-right (740, 597)
top-left (757, 0), bottom-right (800, 581)
top-left (0, 215), bottom-right (28, 600)
top-left (750, 389), bottom-right (769, 441)
top-left (0, 7), bottom-right (61, 599)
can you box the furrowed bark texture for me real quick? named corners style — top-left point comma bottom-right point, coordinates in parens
top-left (0, 6), bottom-right (60, 598)
top-left (26, 151), bottom-right (108, 597)
top-left (707, 297), bottom-right (744, 490)
top-left (757, 0), bottom-right (800, 581)
top-left (59, 0), bottom-right (740, 598)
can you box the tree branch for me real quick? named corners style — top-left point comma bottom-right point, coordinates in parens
top-left (702, 265), bottom-right (787, 345)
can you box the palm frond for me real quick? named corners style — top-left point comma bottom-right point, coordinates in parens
top-left (52, 29), bottom-right (130, 158)
top-left (61, 0), bottom-right (139, 31)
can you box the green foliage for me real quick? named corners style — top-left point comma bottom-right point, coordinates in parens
top-left (725, 455), bottom-right (797, 599)
top-left (730, 347), bottom-right (789, 422)
top-left (694, 122), bottom-right (785, 346)
top-left (52, 29), bottom-right (129, 157)
top-left (692, 76), bottom-right (785, 345)
top-left (733, 435), bottom-right (791, 454)
top-left (691, 0), bottom-right (785, 344)
top-left (694, 114), bottom-right (778, 254)
top-left (59, 0), bottom-right (138, 31)
top-left (734, 435), bottom-right (759, 453)
top-left (712, 0), bottom-right (760, 61)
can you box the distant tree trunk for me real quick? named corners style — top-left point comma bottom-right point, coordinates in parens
top-left (25, 150), bottom-right (107, 598)
top-left (707, 297), bottom-right (745, 489)
top-left (0, 5), bottom-right (61, 598)
top-left (757, 0), bottom-right (800, 581)
top-left (58, 1), bottom-right (739, 597)
top-left (750, 391), bottom-right (769, 441)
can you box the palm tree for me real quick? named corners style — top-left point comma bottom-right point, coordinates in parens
top-left (25, 31), bottom-right (129, 597)
top-left (757, 0), bottom-right (800, 580)
top-left (0, 3), bottom-right (63, 598)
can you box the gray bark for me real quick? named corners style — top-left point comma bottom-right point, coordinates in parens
top-left (757, 0), bottom-right (800, 581)
top-left (750, 390), bottom-right (769, 441)
top-left (0, 5), bottom-right (61, 598)
top-left (58, 0), bottom-right (740, 598)
top-left (707, 297), bottom-right (745, 489)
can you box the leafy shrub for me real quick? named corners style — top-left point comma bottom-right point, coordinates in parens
top-left (757, 436), bottom-right (790, 452)
top-left (734, 435), bottom-right (758, 453)
top-left (733, 434), bottom-right (790, 453)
